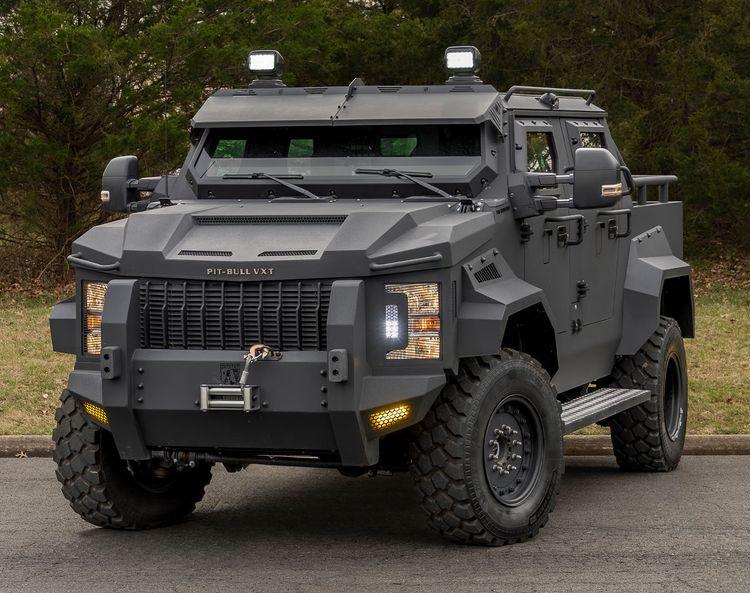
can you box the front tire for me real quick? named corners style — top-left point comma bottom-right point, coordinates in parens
top-left (409, 350), bottom-right (563, 545)
top-left (608, 316), bottom-right (688, 471)
top-left (53, 390), bottom-right (212, 529)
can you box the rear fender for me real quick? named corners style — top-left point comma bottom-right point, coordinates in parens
top-left (617, 226), bottom-right (694, 355)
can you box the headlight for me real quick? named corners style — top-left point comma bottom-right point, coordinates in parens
top-left (83, 281), bottom-right (108, 355)
top-left (385, 283), bottom-right (440, 360)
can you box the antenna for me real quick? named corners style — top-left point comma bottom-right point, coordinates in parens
top-left (163, 49), bottom-right (169, 200)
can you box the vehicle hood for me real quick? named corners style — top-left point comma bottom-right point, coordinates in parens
top-left (72, 200), bottom-right (496, 280)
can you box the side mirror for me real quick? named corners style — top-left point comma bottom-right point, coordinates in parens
top-left (572, 148), bottom-right (622, 208)
top-left (101, 156), bottom-right (139, 213)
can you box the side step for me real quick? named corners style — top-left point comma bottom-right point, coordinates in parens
top-left (561, 388), bottom-right (652, 434)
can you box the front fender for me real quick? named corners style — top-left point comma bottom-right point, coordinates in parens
top-left (456, 250), bottom-right (555, 358)
top-left (617, 226), bottom-right (693, 355)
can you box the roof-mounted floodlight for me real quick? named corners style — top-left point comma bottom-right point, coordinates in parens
top-left (248, 49), bottom-right (285, 87)
top-left (444, 46), bottom-right (482, 83)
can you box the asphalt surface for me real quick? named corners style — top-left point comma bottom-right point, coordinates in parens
top-left (1, 457), bottom-right (748, 593)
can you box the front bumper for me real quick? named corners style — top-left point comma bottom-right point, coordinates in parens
top-left (58, 279), bottom-right (445, 466)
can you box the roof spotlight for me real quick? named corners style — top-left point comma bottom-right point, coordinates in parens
top-left (444, 46), bottom-right (482, 83)
top-left (248, 49), bottom-right (285, 85)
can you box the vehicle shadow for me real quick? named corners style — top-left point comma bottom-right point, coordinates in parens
top-left (75, 457), bottom-right (623, 552)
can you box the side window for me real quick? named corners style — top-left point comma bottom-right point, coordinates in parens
top-left (579, 132), bottom-right (604, 148)
top-left (527, 132), bottom-right (555, 173)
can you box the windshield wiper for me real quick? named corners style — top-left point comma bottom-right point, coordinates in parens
top-left (222, 172), bottom-right (323, 200)
top-left (354, 168), bottom-right (456, 200)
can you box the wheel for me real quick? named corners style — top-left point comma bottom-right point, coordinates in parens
top-left (52, 390), bottom-right (212, 529)
top-left (409, 350), bottom-right (563, 545)
top-left (608, 316), bottom-right (688, 471)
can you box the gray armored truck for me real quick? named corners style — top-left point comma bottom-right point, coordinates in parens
top-left (49, 47), bottom-right (693, 545)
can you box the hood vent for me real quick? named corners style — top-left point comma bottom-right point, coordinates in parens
top-left (258, 249), bottom-right (317, 257)
top-left (178, 249), bottom-right (232, 257)
top-left (474, 263), bottom-right (501, 283)
top-left (194, 215), bottom-right (347, 226)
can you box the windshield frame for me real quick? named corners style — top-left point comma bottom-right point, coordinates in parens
top-left (186, 121), bottom-right (499, 201)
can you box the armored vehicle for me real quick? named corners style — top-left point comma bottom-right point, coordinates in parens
top-left (49, 47), bottom-right (693, 545)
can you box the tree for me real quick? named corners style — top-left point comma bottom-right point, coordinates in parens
top-left (0, 0), bottom-right (747, 282)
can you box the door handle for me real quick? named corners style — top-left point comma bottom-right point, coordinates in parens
top-left (545, 214), bottom-right (586, 246)
top-left (598, 208), bottom-right (631, 238)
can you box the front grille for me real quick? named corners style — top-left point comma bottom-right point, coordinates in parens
top-left (139, 280), bottom-right (332, 351)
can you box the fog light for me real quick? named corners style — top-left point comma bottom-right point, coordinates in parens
top-left (82, 401), bottom-right (108, 425)
top-left (369, 404), bottom-right (411, 431)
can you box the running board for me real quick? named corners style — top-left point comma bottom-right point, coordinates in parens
top-left (561, 388), bottom-right (652, 434)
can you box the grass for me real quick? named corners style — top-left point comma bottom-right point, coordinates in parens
top-left (575, 285), bottom-right (750, 436)
top-left (0, 280), bottom-right (748, 436)
top-left (0, 294), bottom-right (74, 434)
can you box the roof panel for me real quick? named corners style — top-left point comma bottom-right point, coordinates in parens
top-left (191, 85), bottom-right (501, 128)
top-left (191, 88), bottom-right (345, 127)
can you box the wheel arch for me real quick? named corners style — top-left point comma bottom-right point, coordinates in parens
top-left (660, 275), bottom-right (695, 339)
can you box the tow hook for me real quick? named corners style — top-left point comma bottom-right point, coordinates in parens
top-left (239, 343), bottom-right (282, 386)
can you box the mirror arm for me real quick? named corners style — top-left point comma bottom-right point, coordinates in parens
top-left (619, 166), bottom-right (635, 197)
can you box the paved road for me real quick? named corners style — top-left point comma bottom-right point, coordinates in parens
top-left (1, 457), bottom-right (748, 593)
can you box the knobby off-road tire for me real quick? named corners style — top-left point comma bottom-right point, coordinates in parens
top-left (409, 350), bottom-right (563, 546)
top-left (53, 390), bottom-right (212, 529)
top-left (608, 316), bottom-right (688, 471)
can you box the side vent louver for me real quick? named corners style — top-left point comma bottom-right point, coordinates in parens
top-left (488, 100), bottom-right (504, 131)
top-left (178, 250), bottom-right (232, 257)
top-left (474, 263), bottom-right (501, 283)
top-left (194, 215), bottom-right (347, 226)
top-left (377, 86), bottom-right (401, 93)
top-left (258, 250), bottom-right (317, 257)
top-left (450, 85), bottom-right (476, 93)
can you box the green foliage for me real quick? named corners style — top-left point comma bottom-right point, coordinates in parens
top-left (0, 0), bottom-right (747, 279)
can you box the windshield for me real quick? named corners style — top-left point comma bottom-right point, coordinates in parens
top-left (195, 124), bottom-right (481, 178)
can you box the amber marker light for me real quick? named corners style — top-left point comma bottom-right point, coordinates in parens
top-left (369, 404), bottom-right (411, 431)
top-left (82, 401), bottom-right (108, 425)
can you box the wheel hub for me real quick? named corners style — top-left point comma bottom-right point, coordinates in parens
top-left (483, 396), bottom-right (542, 505)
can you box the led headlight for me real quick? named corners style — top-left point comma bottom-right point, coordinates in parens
top-left (385, 283), bottom-right (440, 360)
top-left (83, 281), bottom-right (108, 355)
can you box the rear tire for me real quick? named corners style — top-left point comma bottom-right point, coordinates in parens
top-left (409, 350), bottom-right (563, 545)
top-left (608, 317), bottom-right (688, 471)
top-left (53, 390), bottom-right (212, 529)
